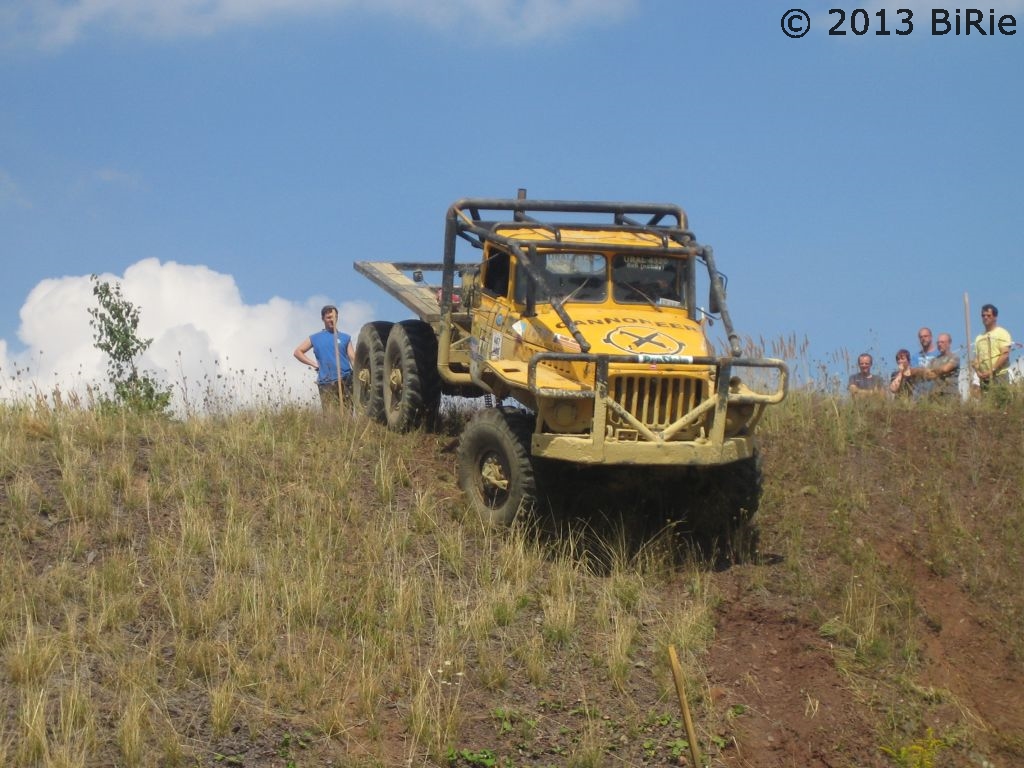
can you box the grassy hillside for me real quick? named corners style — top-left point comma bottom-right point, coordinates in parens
top-left (1, 392), bottom-right (1022, 767)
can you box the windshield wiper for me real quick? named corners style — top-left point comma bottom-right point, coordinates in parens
top-left (620, 281), bottom-right (661, 310)
top-left (559, 277), bottom-right (595, 303)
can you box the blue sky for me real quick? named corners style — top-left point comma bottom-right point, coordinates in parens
top-left (2, 1), bottom-right (1023, 404)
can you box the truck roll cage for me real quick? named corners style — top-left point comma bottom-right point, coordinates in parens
top-left (440, 196), bottom-right (743, 358)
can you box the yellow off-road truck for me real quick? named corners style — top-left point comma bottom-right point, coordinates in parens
top-left (353, 193), bottom-right (787, 543)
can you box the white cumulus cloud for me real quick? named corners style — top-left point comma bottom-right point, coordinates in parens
top-left (6, 0), bottom-right (635, 49)
top-left (0, 258), bottom-right (375, 412)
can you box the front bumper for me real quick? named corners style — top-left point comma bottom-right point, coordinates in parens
top-left (526, 352), bottom-right (788, 466)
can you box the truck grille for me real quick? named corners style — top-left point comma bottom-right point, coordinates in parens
top-left (608, 374), bottom-right (705, 435)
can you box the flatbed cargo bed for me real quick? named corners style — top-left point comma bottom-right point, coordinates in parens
top-left (354, 261), bottom-right (474, 324)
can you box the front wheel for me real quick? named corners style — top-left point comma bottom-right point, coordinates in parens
top-left (686, 453), bottom-right (763, 563)
top-left (457, 409), bottom-right (538, 525)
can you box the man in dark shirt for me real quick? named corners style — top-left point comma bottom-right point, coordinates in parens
top-left (848, 353), bottom-right (885, 397)
top-left (923, 332), bottom-right (961, 399)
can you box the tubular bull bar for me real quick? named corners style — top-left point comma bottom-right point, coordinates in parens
top-left (526, 352), bottom-right (788, 465)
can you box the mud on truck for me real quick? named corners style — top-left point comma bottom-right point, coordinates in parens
top-left (352, 193), bottom-right (787, 547)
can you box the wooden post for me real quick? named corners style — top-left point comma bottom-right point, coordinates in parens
top-left (332, 311), bottom-right (345, 411)
top-left (668, 645), bottom-right (703, 767)
top-left (964, 292), bottom-right (975, 398)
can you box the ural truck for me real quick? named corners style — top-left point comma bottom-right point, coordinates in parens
top-left (352, 193), bottom-right (787, 541)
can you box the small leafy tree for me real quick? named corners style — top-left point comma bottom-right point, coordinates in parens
top-left (88, 274), bottom-right (171, 413)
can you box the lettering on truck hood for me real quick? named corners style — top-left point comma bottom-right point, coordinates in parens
top-left (510, 310), bottom-right (708, 358)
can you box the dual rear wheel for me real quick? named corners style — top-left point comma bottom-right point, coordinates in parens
top-left (353, 321), bottom-right (392, 423)
top-left (353, 319), bottom-right (441, 432)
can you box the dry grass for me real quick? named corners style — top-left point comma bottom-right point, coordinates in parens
top-left (2, 370), bottom-right (1023, 767)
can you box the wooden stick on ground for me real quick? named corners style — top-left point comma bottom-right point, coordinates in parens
top-left (668, 644), bottom-right (703, 767)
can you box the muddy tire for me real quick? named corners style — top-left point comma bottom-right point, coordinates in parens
top-left (382, 320), bottom-right (441, 432)
top-left (353, 321), bottom-right (393, 424)
top-left (457, 409), bottom-right (538, 525)
top-left (687, 453), bottom-right (763, 562)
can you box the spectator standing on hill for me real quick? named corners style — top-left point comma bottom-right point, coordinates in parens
top-left (922, 333), bottom-right (961, 399)
top-left (890, 348), bottom-right (915, 398)
top-left (293, 305), bottom-right (355, 411)
top-left (972, 304), bottom-right (1013, 392)
top-left (848, 353), bottom-right (886, 397)
top-left (913, 327), bottom-right (938, 397)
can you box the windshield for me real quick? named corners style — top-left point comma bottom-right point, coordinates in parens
top-left (612, 254), bottom-right (685, 308)
top-left (515, 252), bottom-right (607, 303)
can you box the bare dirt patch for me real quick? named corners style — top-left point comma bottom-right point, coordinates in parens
top-left (706, 598), bottom-right (886, 768)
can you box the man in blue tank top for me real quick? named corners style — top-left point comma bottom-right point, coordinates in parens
top-left (293, 305), bottom-right (354, 410)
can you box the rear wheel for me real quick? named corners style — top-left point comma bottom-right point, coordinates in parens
top-left (382, 320), bottom-right (441, 432)
top-left (353, 321), bottom-right (392, 423)
top-left (457, 409), bottom-right (537, 525)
